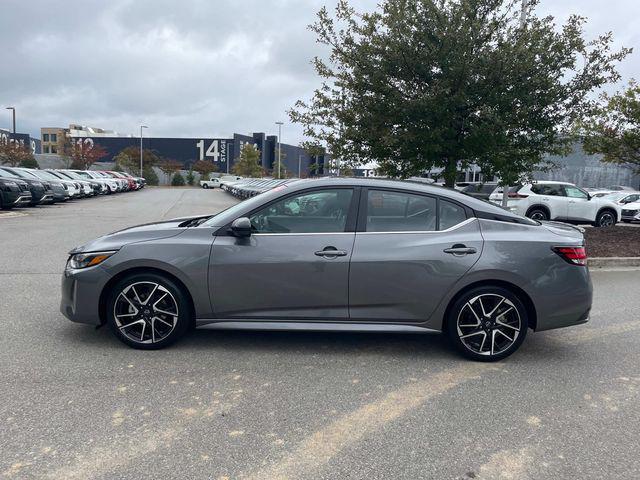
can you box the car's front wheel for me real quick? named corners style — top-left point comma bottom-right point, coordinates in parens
top-left (446, 286), bottom-right (528, 361)
top-left (106, 272), bottom-right (192, 349)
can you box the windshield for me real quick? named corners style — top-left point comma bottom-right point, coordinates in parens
top-left (29, 170), bottom-right (59, 181)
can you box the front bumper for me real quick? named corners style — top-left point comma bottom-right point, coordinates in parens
top-left (621, 209), bottom-right (640, 221)
top-left (60, 265), bottom-right (111, 325)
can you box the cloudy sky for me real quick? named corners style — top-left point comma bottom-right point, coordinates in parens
top-left (1, 0), bottom-right (639, 144)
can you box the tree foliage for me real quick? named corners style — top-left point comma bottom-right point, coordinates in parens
top-left (290, 0), bottom-right (630, 186)
top-left (57, 136), bottom-right (108, 170)
top-left (143, 165), bottom-right (159, 185)
top-left (192, 160), bottom-right (218, 177)
top-left (171, 172), bottom-right (186, 186)
top-left (157, 159), bottom-right (182, 177)
top-left (0, 141), bottom-right (35, 167)
top-left (580, 81), bottom-right (640, 173)
top-left (232, 144), bottom-right (264, 177)
top-left (186, 169), bottom-right (196, 186)
top-left (113, 147), bottom-right (161, 174)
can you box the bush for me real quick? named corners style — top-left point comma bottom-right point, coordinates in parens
top-left (171, 172), bottom-right (186, 186)
top-left (19, 157), bottom-right (40, 169)
top-left (186, 169), bottom-right (195, 186)
top-left (143, 166), bottom-right (159, 186)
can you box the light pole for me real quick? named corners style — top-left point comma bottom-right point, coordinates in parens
top-left (502, 0), bottom-right (528, 208)
top-left (275, 121), bottom-right (283, 179)
top-left (6, 107), bottom-right (15, 134)
top-left (140, 125), bottom-right (148, 177)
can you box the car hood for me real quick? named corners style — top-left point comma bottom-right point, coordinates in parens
top-left (621, 201), bottom-right (640, 209)
top-left (70, 215), bottom-right (208, 254)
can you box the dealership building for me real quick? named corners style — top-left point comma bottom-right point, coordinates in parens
top-left (39, 125), bottom-right (328, 177)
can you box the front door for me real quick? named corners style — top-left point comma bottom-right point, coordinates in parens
top-left (210, 187), bottom-right (357, 320)
top-left (349, 189), bottom-right (483, 323)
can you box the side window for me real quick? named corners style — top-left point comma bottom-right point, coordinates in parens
top-left (249, 189), bottom-right (353, 233)
top-left (366, 190), bottom-right (436, 232)
top-left (531, 184), bottom-right (564, 196)
top-left (439, 200), bottom-right (467, 230)
top-left (564, 186), bottom-right (588, 199)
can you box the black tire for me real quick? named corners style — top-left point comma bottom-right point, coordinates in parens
top-left (595, 209), bottom-right (616, 228)
top-left (202, 184), bottom-right (209, 189)
top-left (526, 207), bottom-right (549, 221)
top-left (446, 286), bottom-right (528, 362)
top-left (106, 272), bottom-right (192, 350)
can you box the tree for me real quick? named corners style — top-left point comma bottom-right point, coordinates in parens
top-left (113, 147), bottom-right (161, 174)
top-left (192, 160), bottom-right (218, 178)
top-left (57, 135), bottom-right (108, 169)
top-left (171, 172), bottom-right (186, 186)
top-left (186, 169), bottom-right (195, 186)
top-left (232, 144), bottom-right (264, 177)
top-left (290, 0), bottom-right (630, 186)
top-left (142, 165), bottom-right (159, 185)
top-left (19, 156), bottom-right (40, 169)
top-left (158, 159), bottom-right (182, 178)
top-left (272, 151), bottom-right (288, 179)
top-left (0, 141), bottom-right (36, 167)
top-left (580, 81), bottom-right (640, 172)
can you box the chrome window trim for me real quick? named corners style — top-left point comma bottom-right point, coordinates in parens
top-left (357, 217), bottom-right (477, 235)
top-left (252, 232), bottom-right (355, 237)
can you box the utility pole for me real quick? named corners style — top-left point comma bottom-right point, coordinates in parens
top-left (140, 125), bottom-right (148, 177)
top-left (275, 121), bottom-right (283, 179)
top-left (298, 153), bottom-right (302, 178)
top-left (6, 107), bottom-right (15, 134)
top-left (502, 0), bottom-right (528, 208)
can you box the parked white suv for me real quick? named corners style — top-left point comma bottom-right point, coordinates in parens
top-left (489, 181), bottom-right (621, 227)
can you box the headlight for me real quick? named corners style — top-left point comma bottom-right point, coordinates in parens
top-left (67, 251), bottom-right (117, 269)
top-left (1, 181), bottom-right (18, 191)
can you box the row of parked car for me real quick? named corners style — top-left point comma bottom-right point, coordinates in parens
top-left (220, 177), bottom-right (300, 199)
top-left (0, 167), bottom-right (145, 210)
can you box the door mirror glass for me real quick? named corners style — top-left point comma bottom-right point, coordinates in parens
top-left (230, 217), bottom-right (252, 237)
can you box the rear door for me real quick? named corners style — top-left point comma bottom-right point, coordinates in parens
top-left (531, 183), bottom-right (568, 219)
top-left (348, 188), bottom-right (483, 323)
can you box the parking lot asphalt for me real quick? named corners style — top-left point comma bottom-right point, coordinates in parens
top-left (1, 187), bottom-right (639, 480)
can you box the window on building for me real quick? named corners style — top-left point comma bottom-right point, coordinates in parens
top-left (43, 134), bottom-right (49, 142)
top-left (51, 146), bottom-right (57, 154)
top-left (43, 146), bottom-right (50, 153)
top-left (50, 133), bottom-right (57, 142)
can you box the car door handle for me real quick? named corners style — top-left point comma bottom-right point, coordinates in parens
top-left (314, 247), bottom-right (348, 258)
top-left (443, 244), bottom-right (477, 255)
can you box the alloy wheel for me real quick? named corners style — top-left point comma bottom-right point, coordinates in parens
top-left (598, 212), bottom-right (615, 227)
top-left (113, 281), bottom-right (179, 344)
top-left (456, 294), bottom-right (521, 356)
top-left (529, 211), bottom-right (547, 221)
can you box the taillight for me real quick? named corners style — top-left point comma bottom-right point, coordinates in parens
top-left (553, 246), bottom-right (587, 266)
top-left (508, 192), bottom-right (528, 199)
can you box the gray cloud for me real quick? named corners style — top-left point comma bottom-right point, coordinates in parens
top-left (1, 0), bottom-right (638, 143)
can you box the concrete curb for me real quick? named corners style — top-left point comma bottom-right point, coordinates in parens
top-left (589, 257), bottom-right (640, 268)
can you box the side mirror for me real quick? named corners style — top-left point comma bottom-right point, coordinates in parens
top-left (230, 217), bottom-right (252, 237)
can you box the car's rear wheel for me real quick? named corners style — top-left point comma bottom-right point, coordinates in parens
top-left (595, 209), bottom-right (616, 228)
top-left (446, 286), bottom-right (528, 361)
top-left (106, 273), bottom-right (192, 349)
top-left (202, 184), bottom-right (209, 189)
top-left (526, 207), bottom-right (548, 221)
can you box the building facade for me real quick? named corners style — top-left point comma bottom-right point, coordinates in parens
top-left (1, 128), bottom-right (41, 154)
top-left (41, 125), bottom-right (328, 177)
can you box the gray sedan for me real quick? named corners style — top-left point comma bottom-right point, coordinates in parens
top-left (61, 178), bottom-right (592, 361)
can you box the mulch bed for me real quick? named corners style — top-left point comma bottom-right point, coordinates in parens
top-left (584, 226), bottom-right (640, 257)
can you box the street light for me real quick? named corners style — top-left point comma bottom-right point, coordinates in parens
top-left (140, 125), bottom-right (148, 177)
top-left (275, 121), bottom-right (284, 179)
top-left (5, 107), bottom-right (15, 134)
